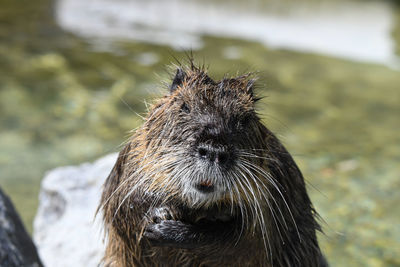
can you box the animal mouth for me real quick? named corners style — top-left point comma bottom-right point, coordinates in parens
top-left (195, 180), bottom-right (215, 193)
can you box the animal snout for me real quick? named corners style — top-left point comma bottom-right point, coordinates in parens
top-left (197, 144), bottom-right (232, 165)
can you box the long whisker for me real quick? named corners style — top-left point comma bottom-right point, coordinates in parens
top-left (237, 163), bottom-right (285, 244)
top-left (234, 171), bottom-right (272, 262)
top-left (239, 159), bottom-right (289, 231)
top-left (240, 159), bottom-right (301, 242)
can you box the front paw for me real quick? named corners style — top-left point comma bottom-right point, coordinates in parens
top-left (148, 206), bottom-right (175, 223)
top-left (143, 220), bottom-right (186, 247)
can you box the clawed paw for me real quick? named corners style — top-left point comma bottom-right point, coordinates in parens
top-left (144, 207), bottom-right (179, 245)
top-left (143, 221), bottom-right (163, 241)
top-left (149, 206), bottom-right (174, 223)
top-left (143, 220), bottom-right (183, 246)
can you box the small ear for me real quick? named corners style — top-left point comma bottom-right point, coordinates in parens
top-left (170, 68), bottom-right (186, 92)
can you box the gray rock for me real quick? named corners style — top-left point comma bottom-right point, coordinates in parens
top-left (0, 187), bottom-right (43, 267)
top-left (34, 153), bottom-right (117, 267)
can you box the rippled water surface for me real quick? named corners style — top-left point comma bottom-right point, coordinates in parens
top-left (0, 0), bottom-right (399, 266)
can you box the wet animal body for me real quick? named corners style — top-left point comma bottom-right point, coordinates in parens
top-left (99, 63), bottom-right (328, 266)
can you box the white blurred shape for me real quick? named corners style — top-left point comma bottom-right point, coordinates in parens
top-left (56, 0), bottom-right (397, 66)
top-left (34, 154), bottom-right (117, 267)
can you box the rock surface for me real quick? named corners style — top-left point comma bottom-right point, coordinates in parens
top-left (34, 153), bottom-right (117, 267)
top-left (0, 187), bottom-right (43, 267)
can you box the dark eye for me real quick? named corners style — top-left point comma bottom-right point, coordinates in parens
top-left (181, 102), bottom-right (190, 113)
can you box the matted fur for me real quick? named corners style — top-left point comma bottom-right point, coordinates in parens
top-left (98, 63), bottom-right (327, 267)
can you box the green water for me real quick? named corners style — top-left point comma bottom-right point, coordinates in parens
top-left (1, 0), bottom-right (400, 266)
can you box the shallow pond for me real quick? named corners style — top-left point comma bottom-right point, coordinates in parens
top-left (0, 0), bottom-right (399, 266)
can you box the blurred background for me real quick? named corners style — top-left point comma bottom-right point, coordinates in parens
top-left (0, 0), bottom-right (399, 265)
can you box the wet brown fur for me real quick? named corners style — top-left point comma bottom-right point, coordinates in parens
top-left (99, 63), bottom-right (327, 267)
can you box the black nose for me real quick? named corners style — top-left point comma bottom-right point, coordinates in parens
top-left (198, 145), bottom-right (231, 165)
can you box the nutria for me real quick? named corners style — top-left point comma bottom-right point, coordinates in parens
top-left (98, 63), bottom-right (328, 266)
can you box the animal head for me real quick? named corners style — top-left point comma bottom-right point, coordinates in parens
top-left (138, 65), bottom-right (270, 209)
